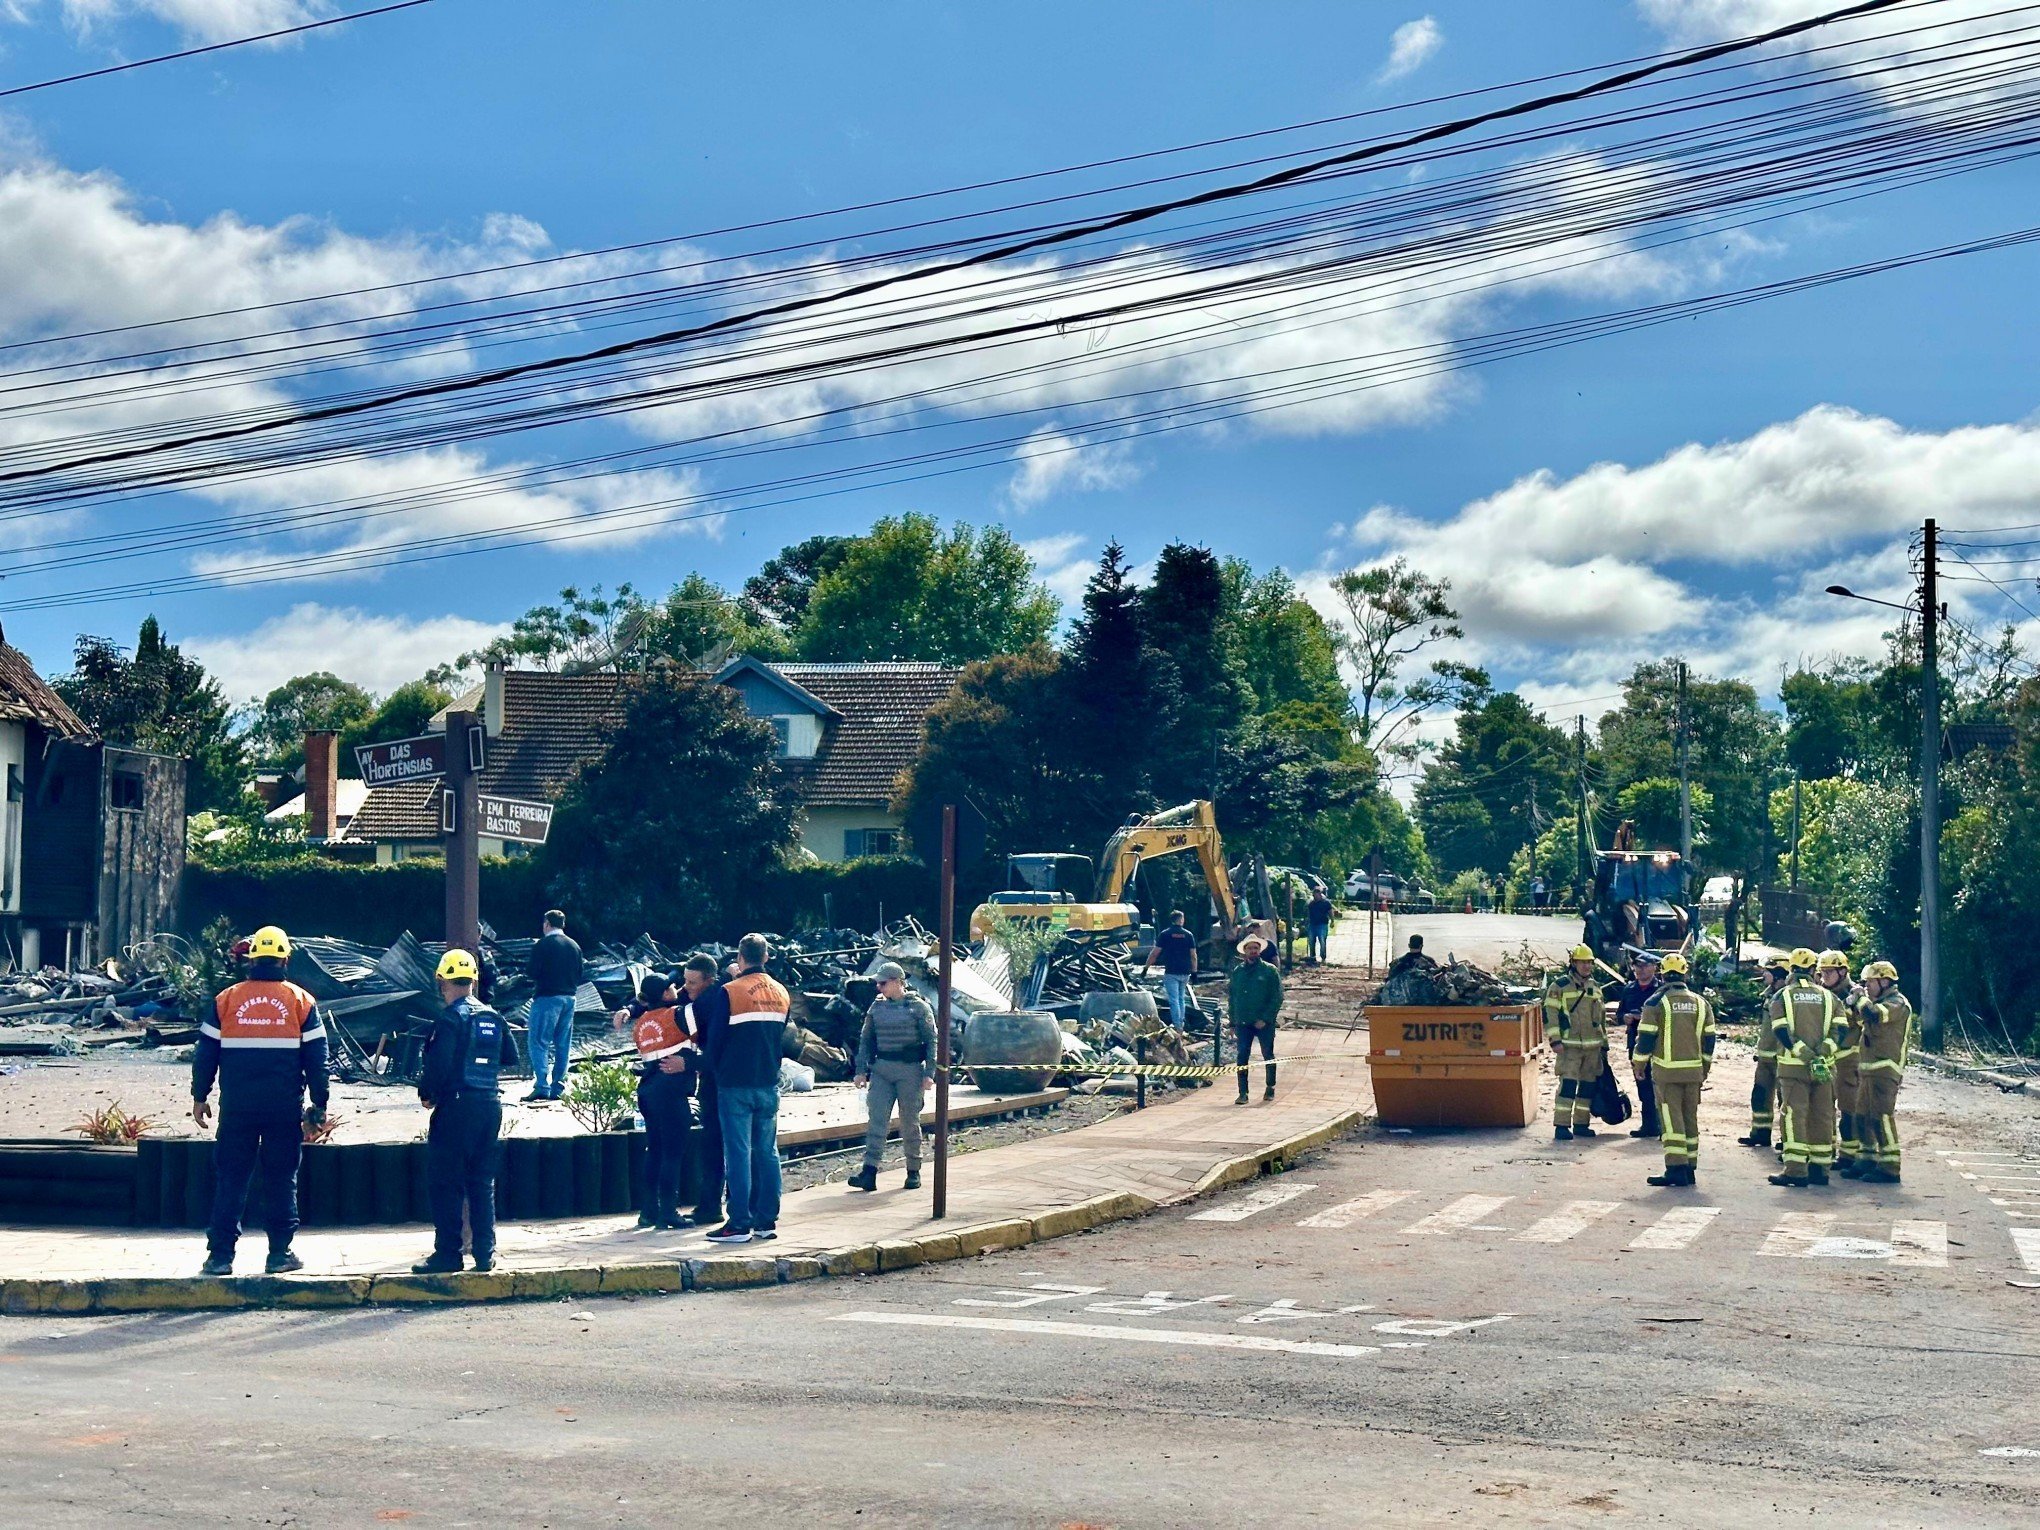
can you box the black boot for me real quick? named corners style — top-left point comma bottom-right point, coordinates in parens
top-left (1573, 1122), bottom-right (1598, 1138)
top-left (1737, 1128), bottom-right (1772, 1148)
top-left (411, 1254), bottom-right (463, 1275)
top-left (1631, 1123), bottom-right (1659, 1139)
top-left (1554, 1124), bottom-right (1573, 1141)
top-left (903, 1169), bottom-right (922, 1190)
top-left (1769, 1171), bottom-right (1808, 1188)
top-left (1809, 1164), bottom-right (1831, 1186)
top-left (1647, 1166), bottom-right (1678, 1187)
top-left (847, 1166), bottom-right (879, 1193)
top-left (1677, 1164), bottom-right (1697, 1187)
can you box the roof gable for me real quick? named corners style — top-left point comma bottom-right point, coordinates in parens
top-left (0, 641), bottom-right (92, 741)
top-left (713, 655), bottom-right (838, 718)
top-left (763, 661), bottom-right (961, 808)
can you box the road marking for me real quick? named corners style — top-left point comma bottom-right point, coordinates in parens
top-left (1890, 1221), bottom-right (1949, 1268)
top-left (1629, 1206), bottom-right (1722, 1250)
top-left (1760, 1213), bottom-right (1836, 1258)
top-left (1514, 1200), bottom-right (1622, 1244)
top-left (832, 1311), bottom-right (1379, 1358)
top-left (1189, 1183), bottom-right (1318, 1222)
top-left (1403, 1194), bottom-right (1513, 1235)
top-left (1961, 1172), bottom-right (2040, 1181)
top-left (1980, 1446), bottom-right (2040, 1458)
top-left (1298, 1189), bottom-right (1415, 1229)
top-left (2013, 1227), bottom-right (2040, 1275)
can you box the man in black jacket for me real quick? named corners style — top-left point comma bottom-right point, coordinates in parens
top-left (414, 949), bottom-right (514, 1274)
top-left (524, 909), bottom-right (582, 1102)
top-left (1617, 951), bottom-right (1664, 1140)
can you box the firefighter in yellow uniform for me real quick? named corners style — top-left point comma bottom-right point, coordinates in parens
top-left (1544, 945), bottom-right (1608, 1142)
top-left (1632, 952), bottom-right (1714, 1187)
top-left (1768, 947), bottom-right (1849, 1189)
top-left (1852, 960), bottom-right (1914, 1184)
top-left (1738, 954), bottom-right (1791, 1150)
top-left (1817, 950), bottom-right (1864, 1176)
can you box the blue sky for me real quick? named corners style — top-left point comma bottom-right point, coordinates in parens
top-left (0, 0), bottom-right (2035, 729)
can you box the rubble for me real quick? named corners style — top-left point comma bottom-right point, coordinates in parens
top-left (1375, 956), bottom-right (1534, 1008)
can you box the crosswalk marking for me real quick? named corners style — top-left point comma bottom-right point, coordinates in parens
top-left (2013, 1228), bottom-right (2040, 1274)
top-left (1189, 1183), bottom-right (1318, 1223)
top-left (1298, 1189), bottom-right (1415, 1229)
top-left (1760, 1212), bottom-right (1835, 1257)
top-left (1890, 1221), bottom-right (1949, 1268)
top-left (1514, 1200), bottom-right (1622, 1244)
top-left (1403, 1194), bottom-right (1512, 1236)
top-left (1629, 1206), bottom-right (1722, 1250)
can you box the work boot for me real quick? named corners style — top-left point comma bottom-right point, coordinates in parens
top-left (1631, 1124), bottom-right (1660, 1139)
top-left (1573, 1122), bottom-right (1598, 1138)
top-left (471, 1256), bottom-right (495, 1274)
top-left (687, 1206), bottom-right (723, 1227)
top-left (1769, 1171), bottom-right (1809, 1188)
top-left (1236, 1093), bottom-right (1250, 1107)
top-left (1263, 1087), bottom-right (1275, 1102)
top-left (1809, 1165), bottom-right (1831, 1186)
top-left (411, 1255), bottom-right (464, 1275)
top-left (200, 1253), bottom-right (234, 1277)
top-left (635, 1209), bottom-right (660, 1229)
top-left (1737, 1128), bottom-right (1772, 1148)
top-left (903, 1170), bottom-right (922, 1190)
top-left (1554, 1124), bottom-right (1574, 1141)
top-left (847, 1166), bottom-right (879, 1193)
top-left (1866, 1166), bottom-right (1901, 1184)
top-left (1647, 1168), bottom-right (1678, 1187)
top-left (264, 1249), bottom-right (304, 1275)
top-left (654, 1206), bottom-right (684, 1230)
top-left (1837, 1158), bottom-right (1865, 1179)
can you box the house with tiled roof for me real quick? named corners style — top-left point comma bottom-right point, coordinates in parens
top-left (0, 629), bottom-right (185, 965)
top-left (344, 658), bottom-right (959, 864)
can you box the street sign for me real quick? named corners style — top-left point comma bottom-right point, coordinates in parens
top-left (477, 794), bottom-right (553, 846)
top-left (356, 733), bottom-right (447, 788)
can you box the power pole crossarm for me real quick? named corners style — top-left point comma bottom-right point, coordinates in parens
top-left (1920, 519), bottom-right (1942, 1050)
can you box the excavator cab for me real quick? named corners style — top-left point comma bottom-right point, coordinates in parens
top-left (967, 853), bottom-right (1139, 943)
top-left (1584, 850), bottom-right (1690, 963)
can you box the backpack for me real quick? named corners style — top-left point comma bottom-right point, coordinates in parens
top-left (1591, 1056), bottom-right (1634, 1125)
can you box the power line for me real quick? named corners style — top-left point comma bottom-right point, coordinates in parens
top-left (0, 0), bottom-right (435, 100)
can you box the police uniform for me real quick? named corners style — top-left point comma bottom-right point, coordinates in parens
top-left (1616, 971), bottom-right (1662, 1139)
top-left (1633, 973), bottom-right (1715, 1185)
top-left (1543, 964), bottom-right (1608, 1139)
top-left (194, 952), bottom-right (328, 1272)
top-left (1854, 975), bottom-right (1915, 1183)
top-left (1768, 976), bottom-right (1848, 1188)
top-left (419, 992), bottom-right (512, 1270)
top-left (1740, 965), bottom-right (1790, 1148)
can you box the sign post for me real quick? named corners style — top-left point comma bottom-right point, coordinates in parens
top-left (443, 709), bottom-right (482, 956)
top-left (933, 803), bottom-right (955, 1221)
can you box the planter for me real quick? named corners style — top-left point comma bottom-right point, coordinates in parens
top-left (961, 1010), bottom-right (1063, 1095)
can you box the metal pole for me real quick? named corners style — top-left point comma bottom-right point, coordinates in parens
top-left (443, 709), bottom-right (480, 955)
top-left (1574, 715), bottom-right (1589, 904)
top-left (1367, 896), bottom-right (1377, 978)
top-left (1677, 661), bottom-right (1695, 933)
top-left (1920, 519), bottom-right (1943, 1051)
top-left (933, 804), bottom-right (955, 1220)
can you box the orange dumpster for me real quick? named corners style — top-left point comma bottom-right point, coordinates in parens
top-left (1365, 1003), bottom-right (1548, 1128)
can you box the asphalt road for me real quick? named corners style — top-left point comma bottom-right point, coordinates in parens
top-left (1395, 910), bottom-right (1584, 969)
top-left (5, 1051), bottom-right (2036, 1527)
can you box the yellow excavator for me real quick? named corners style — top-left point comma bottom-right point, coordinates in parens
top-left (968, 800), bottom-right (1244, 943)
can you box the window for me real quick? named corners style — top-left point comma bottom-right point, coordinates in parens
top-left (768, 717), bottom-right (791, 754)
top-left (845, 827), bottom-right (901, 859)
top-left (110, 772), bottom-right (145, 812)
top-left (767, 714), bottom-right (821, 759)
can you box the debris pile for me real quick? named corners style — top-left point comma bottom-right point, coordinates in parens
top-left (0, 959), bottom-right (181, 1056)
top-left (1375, 956), bottom-right (1531, 1008)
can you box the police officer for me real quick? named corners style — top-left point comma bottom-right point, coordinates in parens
top-left (1545, 945), bottom-right (1608, 1141)
top-left (1738, 955), bottom-right (1792, 1149)
top-left (1817, 950), bottom-right (1864, 1176)
top-left (1853, 960), bottom-right (1915, 1184)
top-left (414, 950), bottom-right (512, 1274)
top-left (1632, 952), bottom-right (1715, 1187)
top-left (1768, 947), bottom-right (1848, 1190)
top-left (193, 925), bottom-right (328, 1276)
top-left (1616, 950), bottom-right (1663, 1140)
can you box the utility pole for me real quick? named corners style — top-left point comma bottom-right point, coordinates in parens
top-left (1920, 519), bottom-right (1943, 1050)
top-left (1789, 773), bottom-right (1802, 890)
top-left (1574, 716), bottom-right (1589, 903)
top-left (1677, 660), bottom-right (1693, 919)
top-left (443, 708), bottom-right (481, 956)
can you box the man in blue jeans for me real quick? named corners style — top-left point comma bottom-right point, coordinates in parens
top-left (702, 933), bottom-right (791, 1244)
top-left (1150, 909), bottom-right (1200, 1031)
top-left (524, 909), bottom-right (582, 1101)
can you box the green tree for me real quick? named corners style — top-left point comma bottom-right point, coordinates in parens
top-left (1781, 663), bottom-right (1882, 782)
top-left (247, 672), bottom-right (376, 774)
top-left (462, 584), bottom-right (648, 672)
top-left (538, 671), bottom-right (797, 936)
top-left (1222, 562), bottom-right (1350, 718)
top-left (1057, 541), bottom-right (1170, 834)
top-left (1144, 543), bottom-right (1252, 803)
top-left (795, 514), bottom-right (1058, 663)
top-left (1414, 692), bottom-right (1571, 877)
top-left (644, 572), bottom-right (788, 665)
top-left (1331, 557), bottom-right (1487, 757)
top-left (55, 617), bottom-right (246, 813)
top-left (741, 534), bottom-right (854, 633)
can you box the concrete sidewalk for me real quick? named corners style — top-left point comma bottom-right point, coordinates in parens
top-left (1, 956), bottom-right (1379, 1315)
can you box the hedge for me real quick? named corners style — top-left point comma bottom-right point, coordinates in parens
top-left (179, 853), bottom-right (976, 946)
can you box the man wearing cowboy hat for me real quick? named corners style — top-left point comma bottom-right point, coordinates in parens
top-left (1228, 932), bottom-right (1284, 1104)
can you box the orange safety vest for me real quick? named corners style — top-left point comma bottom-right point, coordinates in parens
top-left (725, 970), bottom-right (791, 1027)
top-left (208, 980), bottom-right (317, 1049)
top-left (633, 1004), bottom-right (690, 1061)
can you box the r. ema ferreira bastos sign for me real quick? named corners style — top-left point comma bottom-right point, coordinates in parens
top-left (477, 794), bottom-right (554, 847)
top-left (354, 733), bottom-right (448, 788)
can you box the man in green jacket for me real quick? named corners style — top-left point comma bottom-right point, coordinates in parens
top-left (1229, 934), bottom-right (1285, 1104)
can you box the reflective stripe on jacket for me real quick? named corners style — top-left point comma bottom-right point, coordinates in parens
top-left (1543, 978), bottom-right (1608, 1047)
top-left (1769, 981), bottom-right (1846, 1079)
top-left (633, 1005), bottom-right (689, 1061)
top-left (1635, 983), bottom-right (1715, 1074)
top-left (1857, 991), bottom-right (1915, 1073)
top-left (194, 977), bottom-right (328, 1114)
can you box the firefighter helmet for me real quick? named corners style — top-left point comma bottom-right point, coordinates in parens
top-left (1788, 947), bottom-right (1819, 971)
top-left (1817, 949), bottom-right (1851, 973)
top-left (1861, 959), bottom-right (1899, 983)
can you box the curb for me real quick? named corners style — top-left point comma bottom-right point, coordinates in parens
top-left (1, 1112), bottom-right (1366, 1317)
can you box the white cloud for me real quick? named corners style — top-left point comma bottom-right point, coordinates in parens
top-left (186, 602), bottom-right (505, 700)
top-left (1006, 426), bottom-right (1140, 507)
top-left (1019, 530), bottom-right (1094, 609)
top-left (1377, 16), bottom-right (1443, 83)
top-left (56, 1), bottom-right (332, 45)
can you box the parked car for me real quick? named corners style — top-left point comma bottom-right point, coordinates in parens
top-left (1343, 869), bottom-right (1434, 907)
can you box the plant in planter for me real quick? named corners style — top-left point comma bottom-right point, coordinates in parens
top-left (562, 1061), bottom-right (638, 1134)
top-left (71, 1102), bottom-right (154, 1145)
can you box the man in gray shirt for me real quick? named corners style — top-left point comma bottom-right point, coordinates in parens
top-left (848, 961), bottom-right (937, 1193)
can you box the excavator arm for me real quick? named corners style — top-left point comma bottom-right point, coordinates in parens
top-left (1096, 801), bottom-right (1238, 928)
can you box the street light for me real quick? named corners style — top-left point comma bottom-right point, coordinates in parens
top-left (1824, 584), bottom-right (1914, 613)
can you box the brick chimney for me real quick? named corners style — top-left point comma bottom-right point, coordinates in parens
top-left (304, 730), bottom-right (339, 843)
